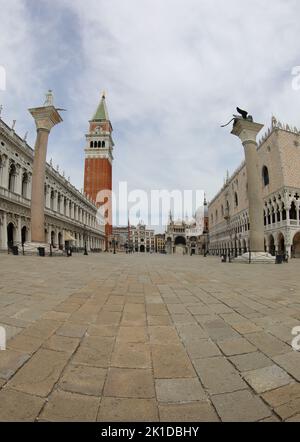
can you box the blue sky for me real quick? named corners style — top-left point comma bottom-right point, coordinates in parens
top-left (1, 0), bottom-right (300, 227)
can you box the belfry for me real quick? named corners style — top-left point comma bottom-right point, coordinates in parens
top-left (84, 93), bottom-right (114, 242)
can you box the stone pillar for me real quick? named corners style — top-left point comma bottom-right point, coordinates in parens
top-left (45, 186), bottom-right (51, 208)
top-left (15, 165), bottom-right (22, 195)
top-left (286, 205), bottom-right (290, 226)
top-left (1, 156), bottom-right (9, 189)
top-left (231, 118), bottom-right (275, 263)
top-left (0, 212), bottom-right (7, 249)
top-left (53, 190), bottom-right (58, 213)
top-left (29, 99), bottom-right (62, 244)
top-left (16, 216), bottom-right (22, 244)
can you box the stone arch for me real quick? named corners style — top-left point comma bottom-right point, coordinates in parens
top-left (21, 225), bottom-right (27, 245)
top-left (7, 222), bottom-right (16, 248)
top-left (174, 236), bottom-right (186, 246)
top-left (268, 234), bottom-right (276, 256)
top-left (58, 232), bottom-right (63, 249)
top-left (277, 232), bottom-right (285, 254)
top-left (292, 231), bottom-right (300, 258)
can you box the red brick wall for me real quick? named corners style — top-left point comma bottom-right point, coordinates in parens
top-left (84, 157), bottom-right (112, 239)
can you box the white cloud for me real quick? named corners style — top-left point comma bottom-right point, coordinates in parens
top-left (1, 0), bottom-right (300, 229)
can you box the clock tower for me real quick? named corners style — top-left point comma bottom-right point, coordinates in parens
top-left (84, 93), bottom-right (114, 241)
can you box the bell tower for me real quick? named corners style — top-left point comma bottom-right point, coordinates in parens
top-left (84, 92), bottom-right (114, 240)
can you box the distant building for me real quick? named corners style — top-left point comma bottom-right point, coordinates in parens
top-left (155, 234), bottom-right (165, 253)
top-left (165, 201), bottom-right (209, 255)
top-left (208, 117), bottom-right (300, 258)
top-left (111, 222), bottom-right (155, 253)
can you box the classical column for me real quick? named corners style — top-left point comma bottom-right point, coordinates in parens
top-left (0, 212), bottom-right (7, 249)
top-left (16, 216), bottom-right (22, 244)
top-left (231, 117), bottom-right (275, 263)
top-left (45, 186), bottom-right (51, 208)
top-left (28, 93), bottom-right (62, 244)
top-left (1, 155), bottom-right (9, 189)
top-left (15, 164), bottom-right (22, 195)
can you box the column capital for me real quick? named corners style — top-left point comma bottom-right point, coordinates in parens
top-left (231, 118), bottom-right (264, 144)
top-left (28, 106), bottom-right (63, 132)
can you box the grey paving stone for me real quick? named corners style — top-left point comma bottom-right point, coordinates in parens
top-left (243, 365), bottom-right (292, 393)
top-left (212, 390), bottom-right (272, 422)
top-left (194, 357), bottom-right (247, 395)
top-left (155, 378), bottom-right (207, 403)
top-left (229, 352), bottom-right (273, 372)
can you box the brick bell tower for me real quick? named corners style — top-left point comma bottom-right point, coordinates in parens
top-left (84, 92), bottom-right (114, 243)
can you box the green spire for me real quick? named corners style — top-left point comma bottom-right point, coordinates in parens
top-left (92, 91), bottom-right (109, 121)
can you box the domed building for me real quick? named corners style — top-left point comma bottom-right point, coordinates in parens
top-left (165, 199), bottom-right (209, 255)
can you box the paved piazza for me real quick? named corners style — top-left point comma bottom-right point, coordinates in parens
top-left (0, 254), bottom-right (300, 422)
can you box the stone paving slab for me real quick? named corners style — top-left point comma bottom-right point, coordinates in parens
top-left (211, 390), bottom-right (272, 422)
top-left (1, 253), bottom-right (300, 421)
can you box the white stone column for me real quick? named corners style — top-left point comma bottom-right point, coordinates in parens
top-left (286, 204), bottom-right (290, 226)
top-left (0, 212), bottom-right (7, 249)
top-left (29, 99), bottom-right (63, 244)
top-left (231, 118), bottom-right (275, 263)
top-left (14, 164), bottom-right (22, 195)
top-left (53, 190), bottom-right (58, 212)
top-left (1, 156), bottom-right (9, 189)
top-left (16, 216), bottom-right (22, 244)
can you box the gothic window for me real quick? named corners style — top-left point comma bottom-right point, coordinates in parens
top-left (262, 166), bottom-right (270, 186)
top-left (102, 141), bottom-right (105, 148)
top-left (277, 205), bottom-right (281, 222)
top-left (282, 204), bottom-right (287, 221)
top-left (290, 201), bottom-right (297, 220)
top-left (8, 163), bottom-right (16, 192)
top-left (90, 141), bottom-right (93, 148)
top-left (21, 172), bottom-right (28, 198)
top-left (234, 192), bottom-right (238, 208)
top-left (94, 141), bottom-right (98, 148)
top-left (98, 141), bottom-right (101, 148)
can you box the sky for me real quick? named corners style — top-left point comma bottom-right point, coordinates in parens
top-left (0, 0), bottom-right (300, 229)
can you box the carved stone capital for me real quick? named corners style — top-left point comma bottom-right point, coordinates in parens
top-left (28, 106), bottom-right (63, 132)
top-left (231, 119), bottom-right (264, 145)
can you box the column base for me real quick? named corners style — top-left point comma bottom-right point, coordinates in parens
top-left (233, 252), bottom-right (276, 264)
